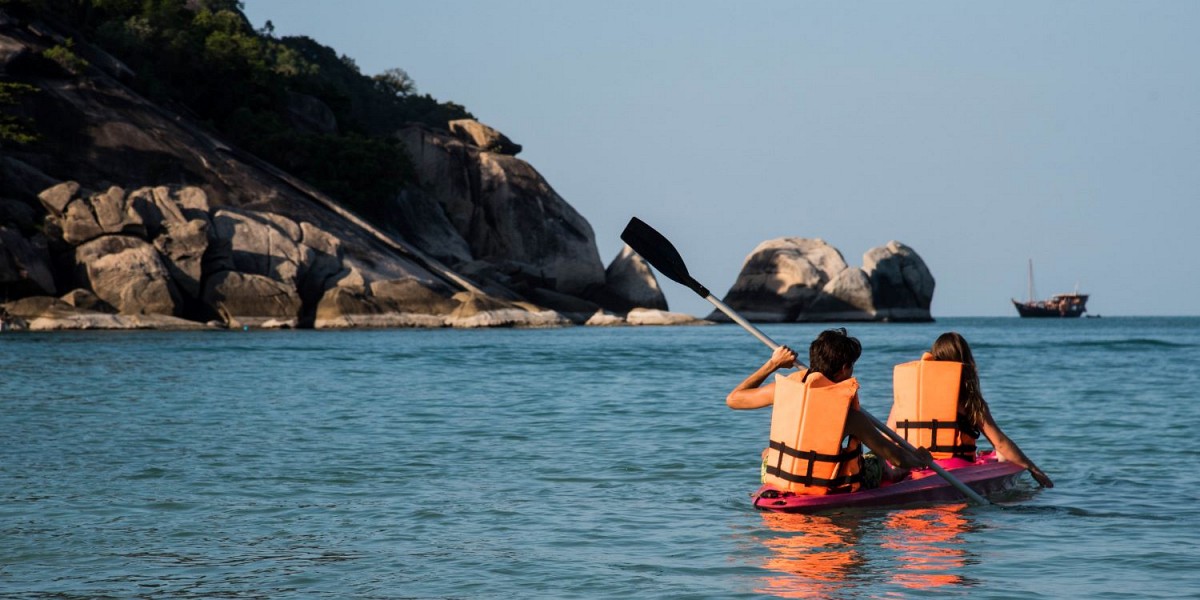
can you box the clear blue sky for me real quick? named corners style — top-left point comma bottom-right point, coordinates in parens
top-left (244, 1), bottom-right (1199, 317)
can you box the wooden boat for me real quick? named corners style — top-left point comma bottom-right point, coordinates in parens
top-left (1012, 259), bottom-right (1087, 318)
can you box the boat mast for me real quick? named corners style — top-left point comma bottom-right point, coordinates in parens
top-left (1027, 259), bottom-right (1035, 302)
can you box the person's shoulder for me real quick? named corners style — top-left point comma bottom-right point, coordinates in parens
top-left (780, 369), bottom-right (809, 382)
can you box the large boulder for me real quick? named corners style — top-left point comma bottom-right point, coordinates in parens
top-left (55, 186), bottom-right (147, 245)
top-left (128, 186), bottom-right (210, 298)
top-left (206, 207), bottom-right (363, 306)
top-left (863, 241), bottom-right (934, 321)
top-left (151, 216), bottom-right (208, 298)
top-left (202, 270), bottom-right (301, 327)
top-left (38, 183), bottom-right (211, 309)
top-left (475, 152), bottom-right (604, 294)
top-left (296, 220), bottom-right (349, 307)
top-left (74, 234), bottom-right (181, 315)
top-left (396, 125), bottom-right (606, 297)
top-left (206, 208), bottom-right (304, 285)
top-left (36, 181), bottom-right (80, 217)
top-left (595, 244), bottom-right (668, 312)
top-left (392, 127), bottom-right (476, 256)
top-left (448, 118), bottom-right (522, 155)
top-left (715, 238), bottom-right (850, 322)
top-left (806, 267), bottom-right (876, 321)
top-left (714, 237), bottom-right (934, 322)
top-left (27, 179), bottom-right (481, 329)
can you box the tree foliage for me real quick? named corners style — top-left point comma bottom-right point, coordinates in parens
top-left (374, 68), bottom-right (416, 97)
top-left (2, 0), bottom-right (473, 219)
top-left (42, 39), bottom-right (90, 74)
top-left (0, 82), bottom-right (40, 146)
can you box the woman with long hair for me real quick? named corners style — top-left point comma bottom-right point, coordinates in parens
top-left (929, 332), bottom-right (1054, 487)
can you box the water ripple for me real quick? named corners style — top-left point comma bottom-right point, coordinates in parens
top-left (2, 318), bottom-right (1199, 598)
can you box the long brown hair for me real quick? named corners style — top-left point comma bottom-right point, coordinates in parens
top-left (930, 332), bottom-right (988, 427)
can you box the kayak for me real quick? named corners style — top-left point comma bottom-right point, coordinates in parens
top-left (752, 451), bottom-right (1026, 513)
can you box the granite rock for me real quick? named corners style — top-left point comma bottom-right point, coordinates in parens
top-left (714, 237), bottom-right (934, 322)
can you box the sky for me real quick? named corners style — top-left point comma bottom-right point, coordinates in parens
top-left (243, 1), bottom-right (1200, 317)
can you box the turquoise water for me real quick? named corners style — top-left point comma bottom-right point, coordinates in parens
top-left (2, 318), bottom-right (1198, 598)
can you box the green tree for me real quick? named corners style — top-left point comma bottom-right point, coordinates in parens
top-left (42, 39), bottom-right (90, 74)
top-left (373, 67), bottom-right (416, 97)
top-left (0, 83), bottom-right (40, 146)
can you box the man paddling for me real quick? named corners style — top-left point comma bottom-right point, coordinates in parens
top-left (727, 328), bottom-right (931, 493)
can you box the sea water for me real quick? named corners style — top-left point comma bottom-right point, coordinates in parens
top-left (2, 318), bottom-right (1198, 598)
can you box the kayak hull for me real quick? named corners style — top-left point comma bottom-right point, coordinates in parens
top-left (752, 451), bottom-right (1026, 513)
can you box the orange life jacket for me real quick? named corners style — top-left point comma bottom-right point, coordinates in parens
top-left (888, 353), bottom-right (978, 460)
top-left (764, 370), bottom-right (864, 495)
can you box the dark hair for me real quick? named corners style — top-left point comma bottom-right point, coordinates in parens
top-left (930, 331), bottom-right (988, 426)
top-left (806, 328), bottom-right (862, 380)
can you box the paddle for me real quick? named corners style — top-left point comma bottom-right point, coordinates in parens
top-left (620, 217), bottom-right (991, 507)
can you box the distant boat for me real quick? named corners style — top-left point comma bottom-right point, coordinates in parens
top-left (1012, 259), bottom-right (1088, 318)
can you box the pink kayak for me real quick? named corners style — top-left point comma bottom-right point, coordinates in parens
top-left (752, 451), bottom-right (1026, 513)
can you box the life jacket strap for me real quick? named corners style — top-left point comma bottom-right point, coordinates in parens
top-left (764, 465), bottom-right (864, 489)
top-left (767, 440), bottom-right (864, 489)
top-left (897, 419), bottom-right (977, 458)
top-left (768, 440), bottom-right (860, 464)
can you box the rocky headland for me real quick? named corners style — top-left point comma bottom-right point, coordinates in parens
top-left (0, 3), bottom-right (934, 331)
top-left (0, 4), bottom-right (695, 331)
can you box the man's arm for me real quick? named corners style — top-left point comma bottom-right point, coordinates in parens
top-left (726, 346), bottom-right (797, 410)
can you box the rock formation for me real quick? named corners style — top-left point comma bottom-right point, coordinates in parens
top-left (712, 238), bottom-right (934, 322)
top-left (864, 241), bottom-right (936, 322)
top-left (595, 245), bottom-right (668, 312)
top-left (74, 234), bottom-right (181, 316)
top-left (1, 295), bottom-right (211, 331)
top-left (0, 12), bottom-right (696, 330)
top-left (394, 124), bottom-right (607, 298)
top-left (448, 119), bottom-right (522, 155)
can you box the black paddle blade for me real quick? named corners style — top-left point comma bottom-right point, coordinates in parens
top-left (620, 217), bottom-right (710, 297)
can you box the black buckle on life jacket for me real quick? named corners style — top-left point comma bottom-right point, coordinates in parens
top-left (765, 465), bottom-right (865, 488)
top-left (766, 440), bottom-right (864, 489)
top-left (897, 419), bottom-right (977, 458)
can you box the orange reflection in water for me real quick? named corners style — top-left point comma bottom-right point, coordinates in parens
top-left (880, 505), bottom-right (971, 590)
top-left (756, 512), bottom-right (861, 599)
top-left (755, 506), bottom-right (975, 597)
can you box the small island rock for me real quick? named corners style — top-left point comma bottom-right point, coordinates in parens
top-left (714, 237), bottom-right (934, 322)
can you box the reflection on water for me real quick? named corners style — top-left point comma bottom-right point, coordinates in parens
top-left (881, 506), bottom-right (974, 589)
top-left (756, 513), bottom-right (863, 598)
top-left (756, 506), bottom-right (975, 597)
